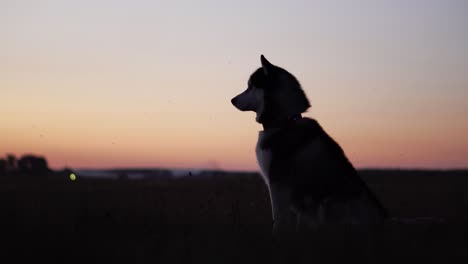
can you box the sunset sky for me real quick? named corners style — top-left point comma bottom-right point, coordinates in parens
top-left (2, 0), bottom-right (467, 171)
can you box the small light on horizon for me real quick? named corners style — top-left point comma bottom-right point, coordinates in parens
top-left (70, 173), bottom-right (76, 181)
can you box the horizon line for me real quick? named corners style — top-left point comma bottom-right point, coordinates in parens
top-left (69, 166), bottom-right (468, 172)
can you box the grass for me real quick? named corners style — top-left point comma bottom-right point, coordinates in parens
top-left (1, 170), bottom-right (468, 263)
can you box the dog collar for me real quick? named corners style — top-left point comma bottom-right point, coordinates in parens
top-left (288, 114), bottom-right (302, 122)
top-left (262, 114), bottom-right (302, 130)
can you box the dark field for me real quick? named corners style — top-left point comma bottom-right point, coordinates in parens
top-left (1, 170), bottom-right (468, 263)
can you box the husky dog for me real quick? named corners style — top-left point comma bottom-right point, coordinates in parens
top-left (231, 55), bottom-right (387, 232)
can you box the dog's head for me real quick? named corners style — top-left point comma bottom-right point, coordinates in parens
top-left (231, 55), bottom-right (310, 124)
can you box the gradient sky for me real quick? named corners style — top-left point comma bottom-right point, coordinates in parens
top-left (1, 0), bottom-right (467, 170)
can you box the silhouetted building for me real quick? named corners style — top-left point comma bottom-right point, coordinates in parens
top-left (17, 155), bottom-right (50, 177)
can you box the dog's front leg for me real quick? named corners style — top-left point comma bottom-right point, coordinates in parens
top-left (269, 183), bottom-right (296, 233)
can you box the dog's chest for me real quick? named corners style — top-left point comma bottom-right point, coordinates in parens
top-left (256, 131), bottom-right (275, 184)
top-left (256, 128), bottom-right (324, 185)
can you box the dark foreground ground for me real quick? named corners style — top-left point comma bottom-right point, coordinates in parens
top-left (1, 170), bottom-right (468, 263)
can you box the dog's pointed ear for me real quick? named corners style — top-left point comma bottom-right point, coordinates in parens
top-left (261, 55), bottom-right (274, 75)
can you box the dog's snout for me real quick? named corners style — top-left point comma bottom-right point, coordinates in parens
top-left (231, 97), bottom-right (237, 106)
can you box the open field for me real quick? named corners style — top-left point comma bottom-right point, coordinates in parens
top-left (1, 170), bottom-right (468, 263)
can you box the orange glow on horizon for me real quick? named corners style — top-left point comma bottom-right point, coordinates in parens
top-left (2, 111), bottom-right (467, 171)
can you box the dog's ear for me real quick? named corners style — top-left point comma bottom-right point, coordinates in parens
top-left (260, 55), bottom-right (274, 75)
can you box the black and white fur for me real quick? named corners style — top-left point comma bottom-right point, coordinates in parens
top-left (231, 55), bottom-right (387, 232)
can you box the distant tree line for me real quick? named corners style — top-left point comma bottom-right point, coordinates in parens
top-left (0, 154), bottom-right (50, 177)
